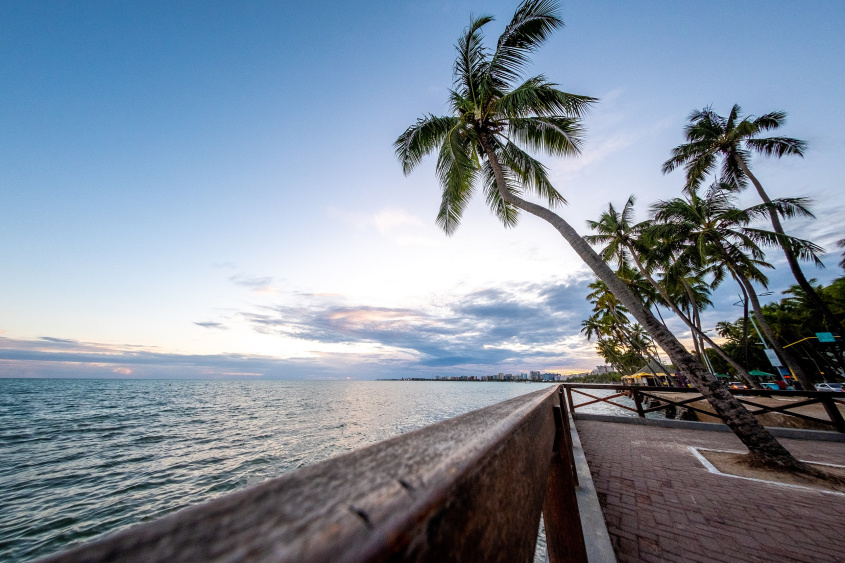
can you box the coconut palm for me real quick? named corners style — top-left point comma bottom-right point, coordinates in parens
top-left (395, 0), bottom-right (800, 467)
top-left (649, 183), bottom-right (824, 389)
top-left (662, 105), bottom-right (841, 334)
top-left (838, 239), bottom-right (845, 270)
top-left (586, 196), bottom-right (759, 386)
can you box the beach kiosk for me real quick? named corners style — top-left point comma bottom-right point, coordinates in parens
top-left (622, 372), bottom-right (678, 387)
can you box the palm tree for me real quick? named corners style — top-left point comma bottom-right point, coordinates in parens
top-left (395, 0), bottom-right (801, 468)
top-left (662, 105), bottom-right (842, 335)
top-left (584, 278), bottom-right (671, 377)
top-left (585, 196), bottom-right (759, 387)
top-left (649, 183), bottom-right (824, 390)
top-left (838, 239), bottom-right (845, 270)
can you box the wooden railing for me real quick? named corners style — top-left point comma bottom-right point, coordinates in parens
top-left (41, 386), bottom-right (589, 563)
top-left (562, 383), bottom-right (845, 433)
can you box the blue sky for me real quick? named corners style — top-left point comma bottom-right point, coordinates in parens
top-left (1, 0), bottom-right (843, 379)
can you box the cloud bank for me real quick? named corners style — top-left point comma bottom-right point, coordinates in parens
top-left (0, 278), bottom-right (601, 379)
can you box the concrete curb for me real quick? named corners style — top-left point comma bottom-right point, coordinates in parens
top-left (573, 413), bottom-right (845, 442)
top-left (568, 414), bottom-right (617, 563)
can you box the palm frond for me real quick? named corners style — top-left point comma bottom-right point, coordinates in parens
top-left (745, 137), bottom-right (807, 158)
top-left (494, 76), bottom-right (596, 118)
top-left (481, 160), bottom-right (520, 228)
top-left (485, 0), bottom-right (563, 89)
top-left (508, 115), bottom-right (584, 156)
top-left (394, 115), bottom-right (460, 174)
top-left (753, 110), bottom-right (787, 131)
top-left (455, 15), bottom-right (494, 104)
top-left (742, 228), bottom-right (826, 267)
top-left (435, 124), bottom-right (479, 235)
top-left (499, 141), bottom-right (565, 206)
top-left (744, 197), bottom-right (816, 222)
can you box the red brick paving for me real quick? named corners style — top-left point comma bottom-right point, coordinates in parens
top-left (575, 420), bottom-right (845, 562)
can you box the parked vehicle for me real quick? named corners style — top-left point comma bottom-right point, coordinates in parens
top-left (760, 381), bottom-right (792, 391)
top-left (728, 381), bottom-right (748, 390)
top-left (814, 382), bottom-right (844, 392)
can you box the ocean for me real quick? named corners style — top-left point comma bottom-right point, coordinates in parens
top-left (1, 378), bottom-right (577, 561)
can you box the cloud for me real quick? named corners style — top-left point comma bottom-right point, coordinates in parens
top-left (0, 277), bottom-right (603, 379)
top-left (194, 321), bottom-right (228, 330)
top-left (372, 208), bottom-right (423, 234)
top-left (239, 277), bottom-right (597, 370)
top-left (229, 274), bottom-right (278, 294)
top-left (0, 336), bottom-right (343, 379)
top-left (327, 206), bottom-right (437, 246)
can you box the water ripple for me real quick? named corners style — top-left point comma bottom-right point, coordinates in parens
top-left (0, 379), bottom-right (552, 561)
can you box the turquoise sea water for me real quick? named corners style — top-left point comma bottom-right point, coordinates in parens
top-left (0, 379), bottom-right (559, 561)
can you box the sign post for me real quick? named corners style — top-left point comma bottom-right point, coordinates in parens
top-left (816, 332), bottom-right (836, 343)
top-left (764, 348), bottom-right (782, 367)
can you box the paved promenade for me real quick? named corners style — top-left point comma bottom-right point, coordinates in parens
top-left (576, 420), bottom-right (845, 563)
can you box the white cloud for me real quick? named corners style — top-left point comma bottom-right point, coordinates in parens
top-left (372, 208), bottom-right (424, 234)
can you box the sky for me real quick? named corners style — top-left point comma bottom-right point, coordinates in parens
top-left (1, 0), bottom-right (843, 380)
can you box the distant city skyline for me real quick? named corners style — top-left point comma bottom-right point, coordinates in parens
top-left (1, 1), bottom-right (843, 379)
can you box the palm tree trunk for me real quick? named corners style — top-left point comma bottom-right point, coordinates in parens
top-left (735, 158), bottom-right (843, 335)
top-left (478, 135), bottom-right (801, 468)
top-left (688, 304), bottom-right (703, 360)
top-left (683, 278), bottom-right (762, 388)
top-left (609, 312), bottom-right (673, 378)
top-left (625, 244), bottom-right (759, 385)
top-left (742, 292), bottom-right (750, 368)
top-left (726, 259), bottom-right (814, 390)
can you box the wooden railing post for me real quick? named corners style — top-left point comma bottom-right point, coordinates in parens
top-left (632, 387), bottom-right (645, 418)
top-left (821, 395), bottom-right (845, 432)
top-left (543, 389), bottom-right (588, 563)
top-left (558, 388), bottom-right (578, 486)
top-left (565, 385), bottom-right (576, 414)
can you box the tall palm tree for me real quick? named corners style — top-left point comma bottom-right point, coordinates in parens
top-left (662, 105), bottom-right (842, 335)
top-left (584, 277), bottom-right (671, 376)
top-left (395, 0), bottom-right (800, 468)
top-left (585, 196), bottom-right (759, 386)
top-left (649, 183), bottom-right (824, 389)
top-left (838, 239), bottom-right (845, 270)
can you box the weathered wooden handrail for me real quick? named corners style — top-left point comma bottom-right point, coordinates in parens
top-left (41, 385), bottom-right (588, 563)
top-left (562, 383), bottom-right (845, 432)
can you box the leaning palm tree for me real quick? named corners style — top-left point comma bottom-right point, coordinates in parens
top-left (649, 183), bottom-right (824, 390)
top-left (838, 239), bottom-right (845, 270)
top-left (662, 105), bottom-right (842, 335)
top-left (585, 196), bottom-right (759, 386)
top-left (395, 0), bottom-right (801, 468)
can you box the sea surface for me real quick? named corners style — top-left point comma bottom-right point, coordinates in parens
top-left (0, 379), bottom-right (632, 561)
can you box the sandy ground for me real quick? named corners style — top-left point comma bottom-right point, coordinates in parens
top-left (699, 449), bottom-right (845, 493)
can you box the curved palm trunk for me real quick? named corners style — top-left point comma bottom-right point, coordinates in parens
top-left (735, 158), bottom-right (843, 335)
top-left (478, 135), bottom-right (800, 467)
top-left (688, 304), bottom-right (704, 361)
top-left (625, 244), bottom-right (759, 385)
top-left (608, 311), bottom-right (673, 378)
top-left (683, 278), bottom-right (760, 388)
top-left (728, 263), bottom-right (813, 390)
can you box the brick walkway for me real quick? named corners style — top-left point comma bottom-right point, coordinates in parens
top-left (576, 420), bottom-right (845, 563)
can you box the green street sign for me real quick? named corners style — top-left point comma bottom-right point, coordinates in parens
top-left (816, 332), bottom-right (836, 343)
